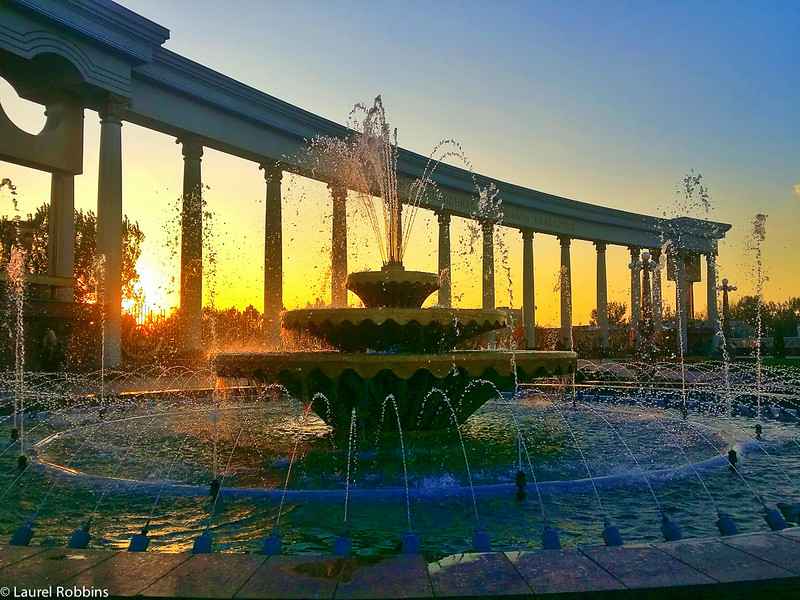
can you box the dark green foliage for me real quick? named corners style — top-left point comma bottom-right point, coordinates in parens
top-left (1, 202), bottom-right (144, 306)
top-left (589, 301), bottom-right (628, 326)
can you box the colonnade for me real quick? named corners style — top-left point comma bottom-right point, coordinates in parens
top-left (1, 0), bottom-right (732, 369)
top-left (55, 97), bottom-right (720, 364)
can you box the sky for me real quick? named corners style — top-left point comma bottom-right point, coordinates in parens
top-left (1, 0), bottom-right (798, 325)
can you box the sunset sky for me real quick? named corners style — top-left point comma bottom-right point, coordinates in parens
top-left (1, 0), bottom-right (798, 325)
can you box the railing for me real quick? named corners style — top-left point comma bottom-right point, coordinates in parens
top-left (730, 337), bottom-right (774, 348)
top-left (784, 337), bottom-right (800, 349)
top-left (0, 272), bottom-right (75, 300)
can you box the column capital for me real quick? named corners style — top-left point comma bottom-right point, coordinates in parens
top-left (98, 94), bottom-right (129, 125)
top-left (558, 235), bottom-right (571, 248)
top-left (259, 161), bottom-right (283, 184)
top-left (436, 209), bottom-right (452, 226)
top-left (327, 181), bottom-right (348, 201)
top-left (177, 136), bottom-right (203, 161)
top-left (628, 246), bottom-right (640, 258)
top-left (520, 227), bottom-right (534, 242)
top-left (594, 240), bottom-right (607, 252)
top-left (650, 248), bottom-right (662, 260)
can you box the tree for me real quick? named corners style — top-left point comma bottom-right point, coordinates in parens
top-left (2, 203), bottom-right (145, 306)
top-left (73, 207), bottom-right (145, 306)
top-left (729, 296), bottom-right (800, 353)
top-left (729, 295), bottom-right (766, 329)
top-left (0, 178), bottom-right (17, 210)
top-left (590, 301), bottom-right (628, 326)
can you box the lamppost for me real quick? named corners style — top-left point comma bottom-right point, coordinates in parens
top-left (717, 278), bottom-right (737, 348)
top-left (717, 277), bottom-right (737, 416)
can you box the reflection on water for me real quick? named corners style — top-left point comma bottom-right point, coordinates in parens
top-left (3, 370), bottom-right (799, 560)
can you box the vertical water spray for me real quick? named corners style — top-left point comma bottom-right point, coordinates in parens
top-left (92, 255), bottom-right (107, 414)
top-left (265, 400), bottom-right (315, 555)
top-left (7, 245), bottom-right (26, 466)
top-left (334, 407), bottom-right (357, 556)
top-left (194, 406), bottom-right (253, 554)
top-left (210, 406), bottom-right (220, 495)
top-left (660, 171), bottom-right (713, 418)
top-left (750, 214), bottom-right (768, 425)
top-left (672, 250), bottom-right (688, 419)
top-left (717, 278), bottom-right (737, 417)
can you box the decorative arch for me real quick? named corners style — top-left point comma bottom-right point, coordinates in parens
top-left (1, 30), bottom-right (131, 99)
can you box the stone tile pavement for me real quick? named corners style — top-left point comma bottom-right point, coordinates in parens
top-left (0, 530), bottom-right (799, 599)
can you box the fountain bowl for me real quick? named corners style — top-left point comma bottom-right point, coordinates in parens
top-left (213, 350), bottom-right (576, 430)
top-left (281, 307), bottom-right (508, 353)
top-left (346, 264), bottom-right (440, 308)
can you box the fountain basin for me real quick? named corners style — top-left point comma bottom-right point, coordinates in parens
top-left (213, 350), bottom-right (576, 430)
top-left (281, 307), bottom-right (508, 353)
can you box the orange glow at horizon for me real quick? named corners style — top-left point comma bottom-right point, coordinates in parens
top-left (0, 152), bottom-right (738, 328)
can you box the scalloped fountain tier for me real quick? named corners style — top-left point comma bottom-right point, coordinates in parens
top-left (214, 264), bottom-right (576, 430)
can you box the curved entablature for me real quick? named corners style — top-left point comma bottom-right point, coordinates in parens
top-left (127, 48), bottom-right (729, 253)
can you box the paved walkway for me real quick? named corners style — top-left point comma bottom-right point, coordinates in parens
top-left (1, 529), bottom-right (799, 599)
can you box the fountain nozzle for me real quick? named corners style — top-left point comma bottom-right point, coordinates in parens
top-left (472, 530), bottom-right (491, 552)
top-left (602, 520), bottom-right (624, 547)
top-left (542, 525), bottom-right (561, 550)
top-left (660, 516), bottom-right (682, 541)
top-left (128, 525), bottom-right (150, 552)
top-left (262, 534), bottom-right (282, 555)
top-left (716, 512), bottom-right (739, 537)
top-left (402, 532), bottom-right (420, 554)
top-left (10, 520), bottom-right (34, 546)
top-left (333, 535), bottom-right (352, 556)
top-left (68, 521), bottom-right (91, 549)
top-left (515, 471), bottom-right (527, 500)
top-left (192, 533), bottom-right (213, 554)
top-left (764, 507), bottom-right (788, 531)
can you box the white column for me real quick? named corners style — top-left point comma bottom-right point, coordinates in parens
top-left (96, 95), bottom-right (127, 367)
top-left (48, 171), bottom-right (74, 301)
top-left (629, 247), bottom-right (641, 344)
top-left (522, 228), bottom-right (536, 349)
top-left (178, 136), bottom-right (203, 353)
top-left (261, 162), bottom-right (283, 347)
top-left (675, 250), bottom-right (689, 354)
top-left (329, 183), bottom-right (347, 307)
top-left (482, 220), bottom-right (495, 347)
top-left (437, 211), bottom-right (451, 307)
top-left (595, 241), bottom-right (609, 348)
top-left (559, 236), bottom-right (572, 350)
top-left (706, 252), bottom-right (719, 352)
top-left (651, 249), bottom-right (663, 332)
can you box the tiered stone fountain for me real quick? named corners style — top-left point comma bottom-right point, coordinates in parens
top-left (214, 98), bottom-right (575, 430)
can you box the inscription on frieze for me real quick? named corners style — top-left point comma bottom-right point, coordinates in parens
top-left (436, 191), bottom-right (477, 213)
top-left (531, 213), bottom-right (576, 233)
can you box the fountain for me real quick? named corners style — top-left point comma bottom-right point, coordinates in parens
top-left (213, 97), bottom-right (576, 431)
top-left (1, 102), bottom-right (799, 567)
